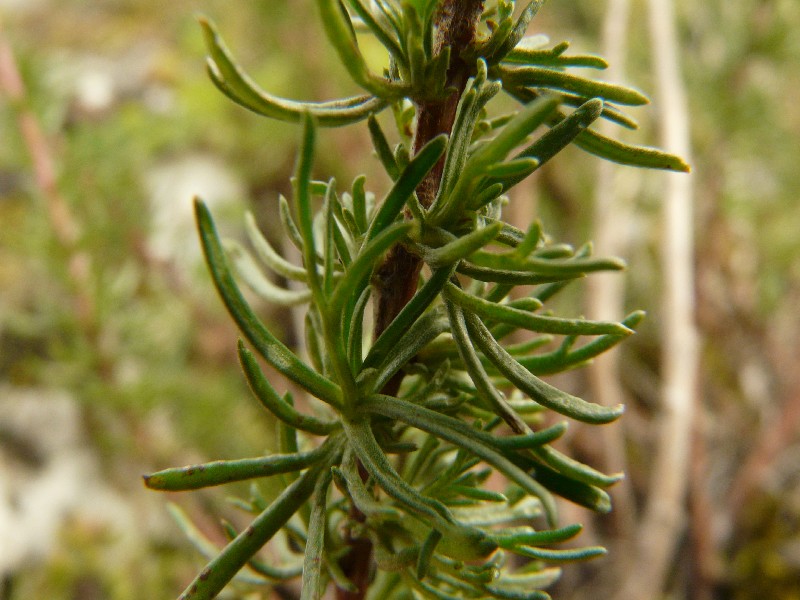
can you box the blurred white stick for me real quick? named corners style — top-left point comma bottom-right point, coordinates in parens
top-left (617, 0), bottom-right (697, 598)
top-left (585, 0), bottom-right (637, 547)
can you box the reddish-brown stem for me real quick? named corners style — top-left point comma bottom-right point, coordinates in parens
top-left (337, 3), bottom-right (484, 598)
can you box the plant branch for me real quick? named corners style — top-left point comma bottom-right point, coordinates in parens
top-left (372, 0), bottom-right (484, 394)
top-left (339, 3), bottom-right (485, 599)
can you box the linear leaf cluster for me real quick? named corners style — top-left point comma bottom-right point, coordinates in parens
top-left (144, 2), bottom-right (687, 599)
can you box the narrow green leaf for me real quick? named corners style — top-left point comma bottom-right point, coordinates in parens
top-left (345, 0), bottom-right (406, 63)
top-left (457, 261), bottom-right (583, 285)
top-left (342, 417), bottom-right (452, 524)
top-left (451, 485), bottom-right (507, 503)
top-left (347, 285), bottom-right (371, 372)
top-left (510, 544), bottom-right (606, 563)
top-left (416, 529), bottom-right (442, 580)
top-left (470, 94), bottom-right (559, 170)
top-left (501, 66), bottom-right (648, 106)
top-left (238, 342), bottom-right (339, 435)
top-left (245, 212), bottom-right (308, 281)
top-left (323, 180), bottom-right (338, 296)
top-left (464, 310), bottom-right (624, 424)
top-left (517, 310), bottom-right (645, 375)
top-left (166, 504), bottom-right (273, 586)
top-left (503, 48), bottom-right (608, 69)
top-left (471, 182), bottom-right (506, 211)
top-left (421, 222), bottom-right (503, 269)
top-left (558, 92), bottom-right (639, 129)
top-left (200, 17), bottom-right (386, 126)
top-left (368, 311), bottom-right (450, 394)
top-left (365, 134), bottom-right (447, 243)
top-left (294, 113), bottom-right (323, 297)
top-left (360, 394), bottom-right (558, 528)
top-left (314, 0), bottom-right (409, 97)
top-left (224, 240), bottom-right (312, 306)
top-left (176, 458), bottom-right (331, 600)
top-left (444, 283), bottom-right (631, 336)
top-left (279, 194), bottom-right (305, 251)
top-left (368, 115), bottom-right (401, 180)
top-left (533, 443), bottom-right (623, 488)
top-left (300, 472), bottom-right (332, 600)
top-left (363, 267), bottom-right (453, 370)
top-left (195, 199), bottom-right (342, 408)
top-left (469, 249), bottom-right (625, 275)
top-left (222, 522), bottom-right (302, 580)
top-left (335, 450), bottom-right (401, 520)
top-left (574, 127), bottom-right (691, 172)
top-left (331, 222), bottom-right (412, 313)
top-left (483, 583), bottom-right (552, 600)
top-left (305, 309), bottom-right (328, 376)
top-left (494, 523), bottom-right (583, 547)
top-left (475, 14), bottom-right (514, 64)
top-left (350, 174), bottom-right (370, 233)
top-left (144, 447), bottom-right (329, 491)
top-left (483, 157), bottom-right (540, 180)
top-left (493, 422), bottom-right (568, 450)
top-left (492, 1), bottom-right (547, 62)
top-left (514, 97), bottom-right (604, 172)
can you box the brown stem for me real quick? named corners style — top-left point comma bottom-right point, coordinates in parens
top-left (371, 0), bottom-right (484, 394)
top-left (337, 3), bottom-right (484, 598)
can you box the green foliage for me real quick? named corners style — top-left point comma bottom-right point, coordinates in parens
top-left (144, 1), bottom-right (686, 599)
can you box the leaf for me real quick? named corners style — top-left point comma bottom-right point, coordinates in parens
top-left (279, 194), bottom-right (306, 251)
top-left (368, 115), bottom-right (400, 180)
top-left (345, 0), bottom-right (405, 63)
top-left (314, 0), bottom-right (409, 97)
top-left (492, 1), bottom-right (547, 62)
top-left (364, 133), bottom-right (447, 243)
top-left (574, 127), bottom-right (691, 172)
top-left (517, 310), bottom-right (646, 375)
top-left (494, 523), bottom-right (583, 547)
top-left (143, 445), bottom-right (330, 491)
top-left (513, 97), bottom-right (604, 173)
top-left (300, 472), bottom-right (332, 600)
top-left (464, 310), bottom-right (624, 424)
top-left (475, 94), bottom-right (559, 166)
top-left (457, 261), bottom-right (583, 285)
top-left (334, 450), bottom-right (401, 520)
top-left (436, 63), bottom-right (501, 205)
top-left (331, 222), bottom-right (412, 314)
top-left (347, 285), bottom-right (371, 372)
top-left (238, 342), bottom-right (339, 435)
top-left (416, 529), bottom-right (442, 580)
top-left (166, 504), bottom-right (275, 585)
top-left (533, 443), bottom-right (623, 488)
top-left (444, 282), bottom-right (631, 336)
top-left (509, 544), bottom-right (606, 563)
top-left (503, 47), bottom-right (608, 69)
top-left (500, 66), bottom-right (648, 106)
top-left (199, 17), bottom-right (386, 126)
top-left (359, 395), bottom-right (558, 528)
top-left (363, 267), bottom-right (454, 370)
top-left (367, 310), bottom-right (450, 395)
top-left (175, 458), bottom-right (331, 600)
top-left (224, 239), bottom-right (312, 306)
top-left (492, 422), bottom-right (568, 450)
top-left (245, 212), bottom-right (308, 281)
top-left (421, 222), bottom-right (504, 269)
top-left (342, 417), bottom-right (452, 524)
top-left (294, 113), bottom-right (323, 297)
top-left (195, 199), bottom-right (342, 409)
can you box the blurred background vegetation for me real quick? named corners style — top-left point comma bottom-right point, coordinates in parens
top-left (0, 1), bottom-right (798, 599)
